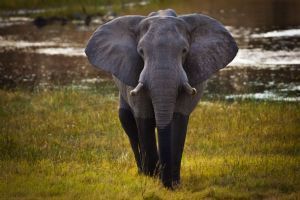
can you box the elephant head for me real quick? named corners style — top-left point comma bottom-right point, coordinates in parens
top-left (85, 9), bottom-right (238, 128)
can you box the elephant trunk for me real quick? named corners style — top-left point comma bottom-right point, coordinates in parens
top-left (149, 70), bottom-right (178, 128)
top-left (148, 65), bottom-right (196, 127)
top-left (152, 95), bottom-right (176, 128)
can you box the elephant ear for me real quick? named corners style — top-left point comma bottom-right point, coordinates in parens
top-left (85, 16), bottom-right (145, 87)
top-left (180, 14), bottom-right (238, 86)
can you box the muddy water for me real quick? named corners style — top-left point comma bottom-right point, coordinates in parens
top-left (0, 1), bottom-right (300, 101)
top-left (0, 19), bottom-right (110, 90)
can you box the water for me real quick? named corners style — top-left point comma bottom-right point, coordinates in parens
top-left (0, 0), bottom-right (299, 101)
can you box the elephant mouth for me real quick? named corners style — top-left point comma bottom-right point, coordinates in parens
top-left (130, 81), bottom-right (196, 96)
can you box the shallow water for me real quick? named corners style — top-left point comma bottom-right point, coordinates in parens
top-left (0, 1), bottom-right (299, 101)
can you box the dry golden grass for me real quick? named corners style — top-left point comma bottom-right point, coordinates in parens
top-left (0, 88), bottom-right (299, 199)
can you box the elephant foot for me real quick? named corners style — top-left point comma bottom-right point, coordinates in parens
top-left (161, 177), bottom-right (173, 189)
top-left (172, 179), bottom-right (181, 189)
top-left (137, 166), bottom-right (143, 175)
top-left (140, 164), bottom-right (159, 177)
top-left (160, 174), bottom-right (181, 189)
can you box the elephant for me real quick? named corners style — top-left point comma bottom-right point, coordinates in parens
top-left (85, 9), bottom-right (238, 188)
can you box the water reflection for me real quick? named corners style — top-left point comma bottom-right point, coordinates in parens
top-left (0, 0), bottom-right (299, 101)
top-left (231, 49), bottom-right (300, 66)
top-left (251, 29), bottom-right (300, 38)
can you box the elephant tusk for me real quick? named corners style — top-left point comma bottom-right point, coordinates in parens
top-left (183, 82), bottom-right (197, 95)
top-left (130, 82), bottom-right (144, 96)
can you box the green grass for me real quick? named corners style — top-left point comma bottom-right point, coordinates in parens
top-left (0, 87), bottom-right (299, 199)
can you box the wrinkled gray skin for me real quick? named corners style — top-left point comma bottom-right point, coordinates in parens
top-left (85, 9), bottom-right (238, 188)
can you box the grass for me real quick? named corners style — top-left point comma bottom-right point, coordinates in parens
top-left (0, 86), bottom-right (299, 199)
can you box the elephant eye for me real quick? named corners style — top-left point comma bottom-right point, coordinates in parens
top-left (182, 48), bottom-right (188, 55)
top-left (138, 48), bottom-right (144, 57)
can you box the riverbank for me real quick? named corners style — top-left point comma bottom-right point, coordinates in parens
top-left (0, 0), bottom-right (151, 24)
top-left (1, 88), bottom-right (299, 199)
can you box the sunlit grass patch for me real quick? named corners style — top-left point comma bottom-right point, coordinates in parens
top-left (0, 88), bottom-right (299, 199)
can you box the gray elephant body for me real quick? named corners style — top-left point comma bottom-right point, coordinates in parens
top-left (85, 9), bottom-right (238, 188)
top-left (114, 75), bottom-right (206, 118)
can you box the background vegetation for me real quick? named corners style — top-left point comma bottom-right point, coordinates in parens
top-left (0, 0), bottom-right (143, 10)
top-left (0, 0), bottom-right (188, 18)
top-left (1, 87), bottom-right (299, 199)
top-left (0, 0), bottom-right (148, 17)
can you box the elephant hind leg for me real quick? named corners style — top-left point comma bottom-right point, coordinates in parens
top-left (135, 117), bottom-right (159, 176)
top-left (118, 97), bottom-right (141, 172)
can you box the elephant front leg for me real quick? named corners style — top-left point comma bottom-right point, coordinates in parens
top-left (157, 113), bottom-right (189, 189)
top-left (171, 113), bottom-right (189, 187)
top-left (157, 124), bottom-right (173, 188)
